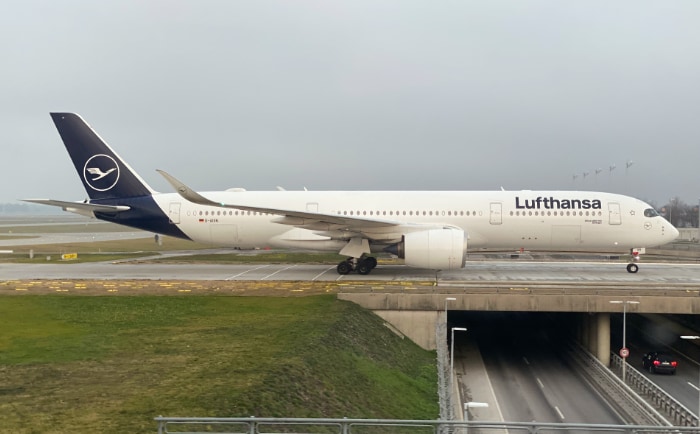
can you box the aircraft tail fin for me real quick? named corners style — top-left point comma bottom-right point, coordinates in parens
top-left (50, 112), bottom-right (155, 200)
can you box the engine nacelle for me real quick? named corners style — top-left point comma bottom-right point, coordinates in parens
top-left (392, 228), bottom-right (467, 270)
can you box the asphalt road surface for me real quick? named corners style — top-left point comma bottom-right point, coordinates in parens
top-left (2, 258), bottom-right (700, 283)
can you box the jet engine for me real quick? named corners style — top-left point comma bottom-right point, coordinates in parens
top-left (388, 228), bottom-right (467, 270)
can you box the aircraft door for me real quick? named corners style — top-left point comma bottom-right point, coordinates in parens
top-left (168, 202), bottom-right (181, 224)
top-left (608, 202), bottom-right (621, 225)
top-left (490, 202), bottom-right (502, 225)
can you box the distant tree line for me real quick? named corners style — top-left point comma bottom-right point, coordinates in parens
top-left (652, 197), bottom-right (699, 228)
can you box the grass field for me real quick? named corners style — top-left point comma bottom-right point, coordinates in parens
top-left (0, 295), bottom-right (438, 433)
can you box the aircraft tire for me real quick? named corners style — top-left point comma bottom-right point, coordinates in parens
top-left (365, 257), bottom-right (378, 269)
top-left (357, 261), bottom-right (372, 275)
top-left (626, 263), bottom-right (639, 273)
top-left (337, 261), bottom-right (352, 275)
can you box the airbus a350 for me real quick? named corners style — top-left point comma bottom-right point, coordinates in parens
top-left (25, 113), bottom-right (679, 275)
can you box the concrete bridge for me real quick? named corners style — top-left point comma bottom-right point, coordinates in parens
top-left (338, 281), bottom-right (700, 365)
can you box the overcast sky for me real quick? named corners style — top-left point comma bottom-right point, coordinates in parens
top-left (2, 1), bottom-right (699, 207)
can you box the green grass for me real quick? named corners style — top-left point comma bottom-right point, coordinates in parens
top-left (0, 296), bottom-right (438, 433)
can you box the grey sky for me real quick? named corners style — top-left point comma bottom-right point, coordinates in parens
top-left (2, 1), bottom-right (699, 206)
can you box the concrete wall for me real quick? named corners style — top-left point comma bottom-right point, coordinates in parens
top-left (373, 310), bottom-right (439, 350)
top-left (338, 293), bottom-right (700, 314)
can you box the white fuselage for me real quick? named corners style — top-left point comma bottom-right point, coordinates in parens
top-left (149, 190), bottom-right (677, 253)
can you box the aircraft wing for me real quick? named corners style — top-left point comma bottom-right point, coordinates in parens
top-left (156, 170), bottom-right (399, 230)
top-left (23, 199), bottom-right (131, 214)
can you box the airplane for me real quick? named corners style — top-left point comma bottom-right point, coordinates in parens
top-left (25, 113), bottom-right (679, 275)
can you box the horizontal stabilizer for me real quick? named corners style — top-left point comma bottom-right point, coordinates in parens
top-left (23, 199), bottom-right (130, 214)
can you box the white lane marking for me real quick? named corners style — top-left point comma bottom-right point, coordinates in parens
top-left (261, 265), bottom-right (296, 280)
top-left (312, 266), bottom-right (336, 281)
top-left (688, 382), bottom-right (700, 392)
top-left (479, 350), bottom-right (507, 423)
top-left (225, 264), bottom-right (270, 280)
top-left (523, 357), bottom-right (530, 365)
top-left (536, 378), bottom-right (545, 389)
top-left (554, 406), bottom-right (565, 421)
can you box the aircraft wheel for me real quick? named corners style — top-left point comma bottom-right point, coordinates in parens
top-left (357, 261), bottom-right (373, 275)
top-left (337, 261), bottom-right (352, 275)
top-left (626, 263), bottom-right (639, 273)
top-left (365, 257), bottom-right (377, 269)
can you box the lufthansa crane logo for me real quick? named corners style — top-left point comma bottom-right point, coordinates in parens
top-left (83, 154), bottom-right (120, 191)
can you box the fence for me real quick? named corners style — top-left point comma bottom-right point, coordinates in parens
top-left (154, 417), bottom-right (700, 434)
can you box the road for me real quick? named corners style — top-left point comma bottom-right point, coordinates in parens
top-left (454, 312), bottom-right (626, 425)
top-left (2, 258), bottom-right (700, 283)
top-left (617, 313), bottom-right (700, 418)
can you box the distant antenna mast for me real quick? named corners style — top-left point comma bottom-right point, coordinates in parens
top-left (626, 160), bottom-right (634, 175)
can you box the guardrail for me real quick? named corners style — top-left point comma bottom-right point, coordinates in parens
top-left (611, 354), bottom-right (697, 427)
top-left (154, 417), bottom-right (700, 433)
top-left (567, 344), bottom-right (669, 426)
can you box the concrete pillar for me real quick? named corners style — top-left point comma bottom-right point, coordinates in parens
top-left (577, 314), bottom-right (587, 348)
top-left (587, 314), bottom-right (598, 354)
top-left (596, 313), bottom-right (611, 367)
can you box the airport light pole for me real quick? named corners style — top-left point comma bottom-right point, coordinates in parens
top-left (681, 335), bottom-right (700, 426)
top-left (609, 300), bottom-right (640, 382)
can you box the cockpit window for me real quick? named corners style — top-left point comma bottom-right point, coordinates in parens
top-left (644, 208), bottom-right (660, 218)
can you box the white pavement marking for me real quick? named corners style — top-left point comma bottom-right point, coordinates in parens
top-left (554, 406), bottom-right (565, 421)
top-left (536, 378), bottom-right (545, 389)
top-left (312, 266), bottom-right (336, 281)
top-left (261, 265), bottom-right (296, 280)
top-left (225, 265), bottom-right (270, 280)
top-left (688, 382), bottom-right (700, 392)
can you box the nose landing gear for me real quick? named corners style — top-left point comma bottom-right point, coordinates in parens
top-left (626, 248), bottom-right (643, 273)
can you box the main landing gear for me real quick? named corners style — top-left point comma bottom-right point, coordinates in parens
top-left (336, 256), bottom-right (378, 275)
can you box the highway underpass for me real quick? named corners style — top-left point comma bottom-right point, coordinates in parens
top-left (338, 281), bottom-right (700, 368)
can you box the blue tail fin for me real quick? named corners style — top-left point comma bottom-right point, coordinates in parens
top-left (50, 113), bottom-right (154, 200)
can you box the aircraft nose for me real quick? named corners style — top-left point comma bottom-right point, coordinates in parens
top-left (668, 223), bottom-right (680, 240)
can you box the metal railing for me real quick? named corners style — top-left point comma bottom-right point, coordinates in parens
top-left (154, 417), bottom-right (700, 433)
top-left (611, 354), bottom-right (697, 427)
top-left (562, 343), bottom-right (669, 426)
